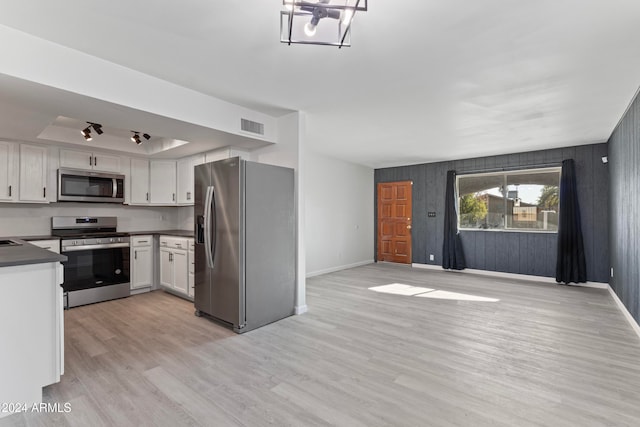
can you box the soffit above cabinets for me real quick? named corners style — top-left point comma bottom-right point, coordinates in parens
top-left (0, 73), bottom-right (274, 159)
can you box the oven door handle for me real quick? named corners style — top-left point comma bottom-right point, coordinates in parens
top-left (112, 178), bottom-right (118, 198)
top-left (62, 242), bottom-right (130, 252)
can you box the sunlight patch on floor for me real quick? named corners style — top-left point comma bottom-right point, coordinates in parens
top-left (368, 284), bottom-right (500, 302)
top-left (368, 283), bottom-right (434, 295)
top-left (415, 290), bottom-right (500, 302)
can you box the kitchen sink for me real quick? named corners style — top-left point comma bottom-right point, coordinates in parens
top-left (0, 239), bottom-right (22, 247)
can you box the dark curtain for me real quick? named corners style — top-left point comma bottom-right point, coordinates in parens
top-left (556, 159), bottom-right (587, 283)
top-left (442, 170), bottom-right (466, 270)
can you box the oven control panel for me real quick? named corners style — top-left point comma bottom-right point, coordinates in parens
top-left (61, 236), bottom-right (130, 251)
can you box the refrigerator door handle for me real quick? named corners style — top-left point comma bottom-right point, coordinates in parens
top-left (203, 186), bottom-right (215, 268)
top-left (210, 185), bottom-right (217, 268)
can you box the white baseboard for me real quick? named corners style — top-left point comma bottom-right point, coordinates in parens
top-left (306, 260), bottom-right (374, 278)
top-left (411, 263), bottom-right (609, 289)
top-left (608, 286), bottom-right (640, 341)
top-left (295, 304), bottom-right (308, 315)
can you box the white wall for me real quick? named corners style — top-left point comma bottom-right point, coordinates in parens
top-left (251, 112), bottom-right (306, 314)
top-left (304, 150), bottom-right (374, 276)
top-left (176, 206), bottom-right (194, 231)
top-left (0, 203), bottom-right (179, 237)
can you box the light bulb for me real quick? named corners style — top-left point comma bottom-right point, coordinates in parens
top-left (342, 9), bottom-right (354, 25)
top-left (304, 22), bottom-right (317, 37)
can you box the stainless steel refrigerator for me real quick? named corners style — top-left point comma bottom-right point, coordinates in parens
top-left (194, 157), bottom-right (296, 333)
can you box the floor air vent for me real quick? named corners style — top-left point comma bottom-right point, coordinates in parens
top-left (241, 118), bottom-right (265, 135)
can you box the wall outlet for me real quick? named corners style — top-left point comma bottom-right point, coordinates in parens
top-left (429, 254), bottom-right (434, 261)
top-left (427, 212), bottom-right (436, 218)
top-left (611, 267), bottom-right (614, 278)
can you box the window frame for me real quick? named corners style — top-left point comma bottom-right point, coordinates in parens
top-left (456, 166), bottom-right (561, 233)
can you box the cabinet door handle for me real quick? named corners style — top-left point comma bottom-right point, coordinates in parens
top-left (43, 187), bottom-right (46, 198)
top-left (138, 240), bottom-right (148, 244)
top-left (89, 156), bottom-right (92, 166)
top-left (134, 250), bottom-right (137, 260)
top-left (94, 157), bottom-right (97, 167)
top-left (8, 185), bottom-right (11, 197)
top-left (146, 192), bottom-right (149, 201)
top-left (173, 193), bottom-right (176, 201)
top-left (187, 191), bottom-right (191, 200)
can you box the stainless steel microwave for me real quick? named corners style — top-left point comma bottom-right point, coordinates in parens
top-left (57, 168), bottom-right (125, 203)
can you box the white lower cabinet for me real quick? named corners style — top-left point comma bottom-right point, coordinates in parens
top-left (131, 235), bottom-right (153, 290)
top-left (159, 236), bottom-right (192, 299)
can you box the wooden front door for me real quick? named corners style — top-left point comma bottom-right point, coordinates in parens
top-left (377, 181), bottom-right (413, 264)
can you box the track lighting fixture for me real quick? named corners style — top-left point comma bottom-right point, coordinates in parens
top-left (80, 122), bottom-right (104, 141)
top-left (130, 131), bottom-right (150, 145)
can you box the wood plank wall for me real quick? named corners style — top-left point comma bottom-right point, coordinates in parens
top-left (374, 143), bottom-right (609, 283)
top-left (609, 91), bottom-right (640, 323)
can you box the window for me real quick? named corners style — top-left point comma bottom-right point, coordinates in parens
top-left (457, 167), bottom-right (561, 232)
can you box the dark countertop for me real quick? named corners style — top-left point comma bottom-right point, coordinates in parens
top-left (17, 235), bottom-right (59, 241)
top-left (128, 229), bottom-right (194, 238)
top-left (0, 239), bottom-right (67, 268)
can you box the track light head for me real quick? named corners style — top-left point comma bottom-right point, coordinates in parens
top-left (81, 126), bottom-right (92, 141)
top-left (91, 123), bottom-right (103, 135)
top-left (143, 133), bottom-right (150, 140)
top-left (131, 131), bottom-right (142, 145)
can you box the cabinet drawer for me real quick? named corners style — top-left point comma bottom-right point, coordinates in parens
top-left (159, 236), bottom-right (188, 250)
top-left (131, 235), bottom-right (152, 247)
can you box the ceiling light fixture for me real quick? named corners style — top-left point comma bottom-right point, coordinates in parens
top-left (280, 0), bottom-right (367, 48)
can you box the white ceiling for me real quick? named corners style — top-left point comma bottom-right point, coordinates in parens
top-left (0, 0), bottom-right (639, 168)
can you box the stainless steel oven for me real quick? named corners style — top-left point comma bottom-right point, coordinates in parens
top-left (53, 217), bottom-right (130, 308)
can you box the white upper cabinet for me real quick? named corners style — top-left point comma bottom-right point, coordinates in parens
top-left (130, 158), bottom-right (150, 205)
top-left (59, 149), bottom-right (121, 173)
top-left (176, 154), bottom-right (204, 205)
top-left (0, 141), bottom-right (18, 202)
top-left (149, 161), bottom-right (177, 205)
top-left (19, 144), bottom-right (48, 203)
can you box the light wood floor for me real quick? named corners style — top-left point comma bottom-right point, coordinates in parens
top-left (3, 263), bottom-right (640, 426)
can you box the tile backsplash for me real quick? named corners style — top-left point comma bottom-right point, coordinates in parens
top-left (0, 203), bottom-right (192, 237)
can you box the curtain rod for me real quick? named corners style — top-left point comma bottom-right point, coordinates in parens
top-left (457, 161), bottom-right (563, 175)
